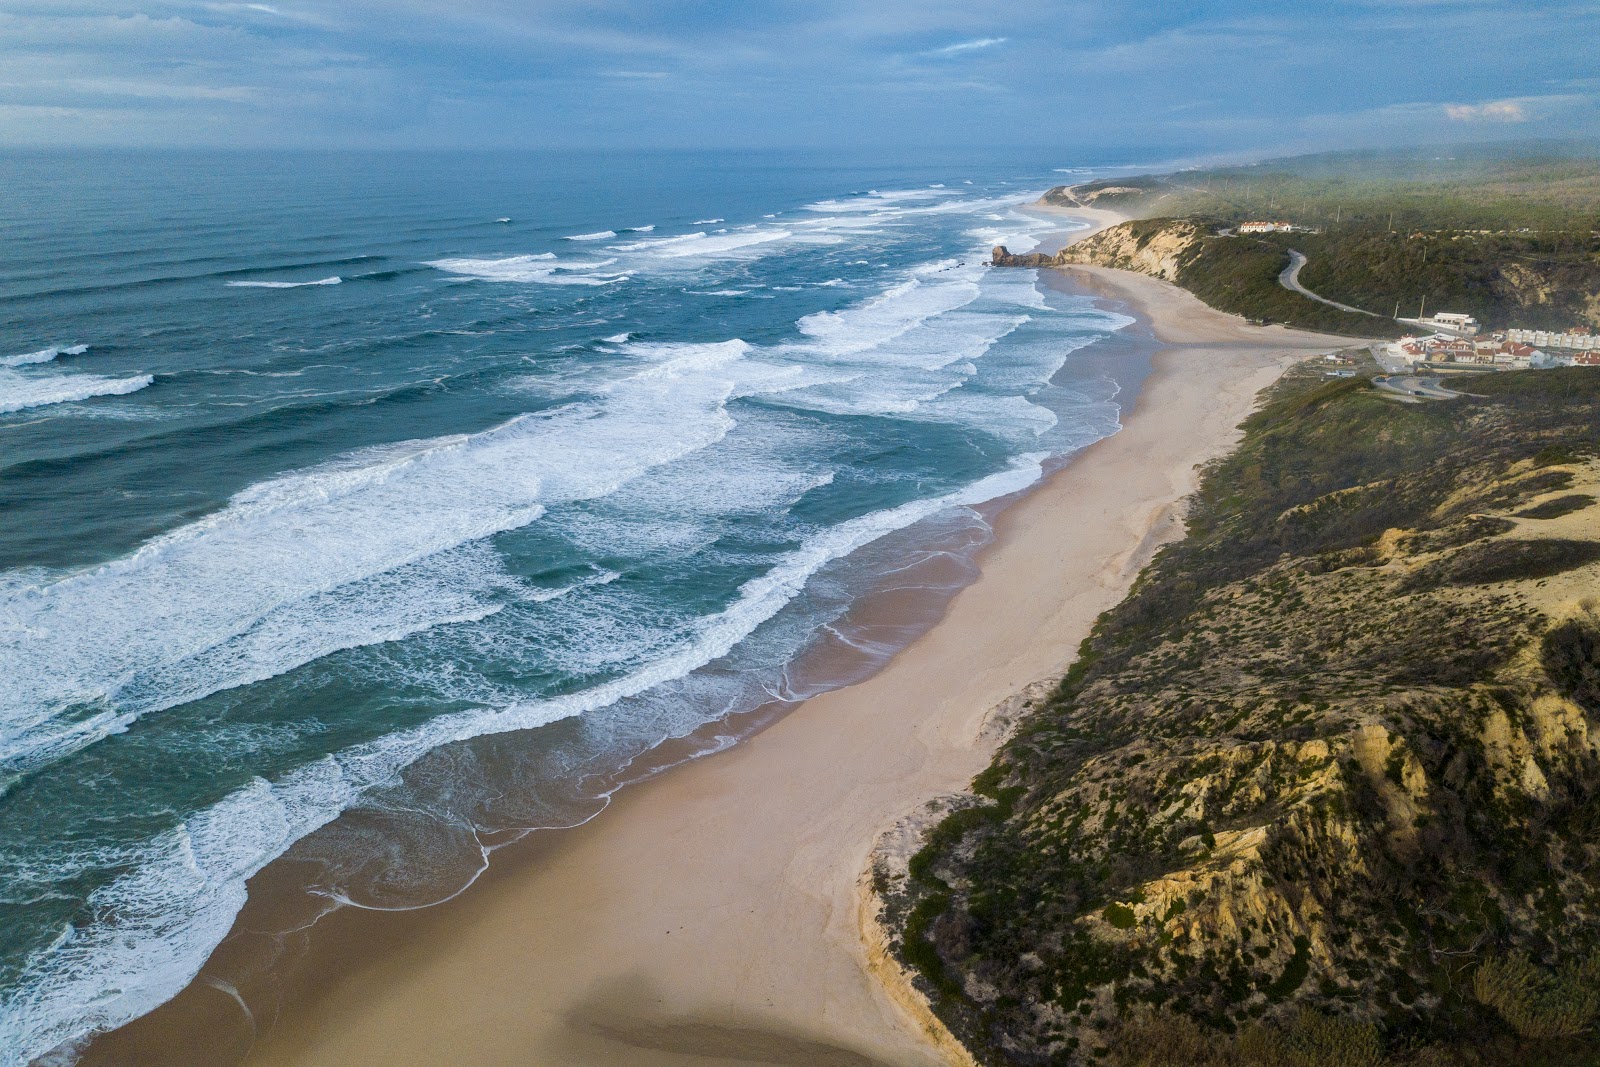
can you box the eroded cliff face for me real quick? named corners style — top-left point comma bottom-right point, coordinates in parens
top-left (991, 219), bottom-right (1206, 282)
top-left (1053, 219), bottom-right (1205, 282)
top-left (883, 369), bottom-right (1600, 1066)
top-left (1493, 262), bottom-right (1600, 329)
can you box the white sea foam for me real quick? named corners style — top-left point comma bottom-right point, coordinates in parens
top-left (0, 371), bottom-right (152, 415)
top-left (0, 451), bottom-right (1046, 1067)
top-left (1, 345), bottom-right (87, 368)
top-left (0, 345), bottom-right (750, 775)
top-left (0, 184), bottom-right (1133, 1066)
top-left (565, 230), bottom-right (617, 241)
top-left (426, 255), bottom-right (625, 286)
top-left (803, 188), bottom-right (958, 213)
top-left (226, 277), bottom-right (342, 289)
top-left (612, 229), bottom-right (792, 259)
top-left (793, 275), bottom-right (985, 363)
top-left (692, 218), bottom-right (723, 225)
top-left (627, 225), bottom-right (655, 232)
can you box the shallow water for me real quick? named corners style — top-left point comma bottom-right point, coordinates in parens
top-left (0, 148), bottom-right (1141, 1062)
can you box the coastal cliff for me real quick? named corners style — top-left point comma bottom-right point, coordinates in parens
top-left (881, 367), bottom-right (1600, 1066)
top-left (994, 219), bottom-right (1206, 281)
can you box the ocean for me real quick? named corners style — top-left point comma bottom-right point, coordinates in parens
top-left (0, 148), bottom-right (1142, 1063)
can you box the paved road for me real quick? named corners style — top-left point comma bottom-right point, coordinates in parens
top-left (1279, 250), bottom-right (1381, 317)
top-left (1373, 374), bottom-right (1466, 401)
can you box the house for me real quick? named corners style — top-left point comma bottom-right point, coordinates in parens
top-left (1508, 328), bottom-right (1600, 350)
top-left (1238, 221), bottom-right (1294, 233)
top-left (1390, 334), bottom-right (1546, 369)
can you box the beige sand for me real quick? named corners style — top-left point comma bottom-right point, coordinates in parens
top-left (215, 223), bottom-right (1362, 1067)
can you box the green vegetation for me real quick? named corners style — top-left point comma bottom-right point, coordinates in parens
top-left (881, 366), bottom-right (1600, 1065)
top-left (1289, 229), bottom-right (1600, 332)
top-left (1473, 952), bottom-right (1600, 1039)
top-left (1106, 1008), bottom-right (1386, 1067)
top-left (1046, 144), bottom-right (1600, 336)
top-left (1058, 144), bottom-right (1600, 231)
top-left (1172, 231), bottom-right (1391, 337)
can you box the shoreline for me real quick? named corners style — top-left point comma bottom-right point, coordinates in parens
top-left (85, 211), bottom-right (1361, 1067)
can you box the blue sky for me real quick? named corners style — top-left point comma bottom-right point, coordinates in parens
top-left (2, 0), bottom-right (1597, 156)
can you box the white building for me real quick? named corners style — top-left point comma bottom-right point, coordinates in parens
top-left (1507, 328), bottom-right (1599, 351)
top-left (1427, 313), bottom-right (1480, 336)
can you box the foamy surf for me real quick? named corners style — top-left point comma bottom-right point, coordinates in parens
top-left (426, 254), bottom-right (626, 285)
top-left (0, 159), bottom-right (1143, 1067)
top-left (226, 277), bottom-right (343, 288)
top-left (0, 371), bottom-right (152, 415)
top-left (0, 346), bottom-right (751, 776)
top-left (1, 345), bottom-right (87, 368)
top-left (612, 228), bottom-right (793, 259)
top-left (0, 451), bottom-right (1048, 1067)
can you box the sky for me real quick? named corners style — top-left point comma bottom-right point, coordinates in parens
top-left (2, 0), bottom-right (1597, 158)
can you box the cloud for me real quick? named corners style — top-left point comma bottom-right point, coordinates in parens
top-left (923, 36), bottom-right (1006, 57)
top-left (1445, 98), bottom-right (1528, 121)
top-left (1, 0), bottom-right (1597, 150)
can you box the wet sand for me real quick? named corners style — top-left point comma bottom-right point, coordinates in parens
top-left (91, 210), bottom-right (1365, 1067)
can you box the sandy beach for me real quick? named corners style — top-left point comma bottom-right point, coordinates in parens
top-left (89, 213), bottom-right (1364, 1067)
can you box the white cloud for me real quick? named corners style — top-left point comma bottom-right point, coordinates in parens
top-left (923, 36), bottom-right (1006, 57)
top-left (1444, 98), bottom-right (1528, 121)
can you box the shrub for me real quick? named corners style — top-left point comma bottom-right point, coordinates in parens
top-left (1266, 937), bottom-right (1313, 1000)
top-left (1105, 902), bottom-right (1138, 929)
top-left (1237, 1009), bottom-right (1385, 1067)
top-left (1543, 617), bottom-right (1600, 714)
top-left (1472, 951), bottom-right (1600, 1039)
top-left (1107, 1010), bottom-right (1231, 1066)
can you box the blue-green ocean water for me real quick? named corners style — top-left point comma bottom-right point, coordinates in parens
top-left (0, 149), bottom-right (1139, 1061)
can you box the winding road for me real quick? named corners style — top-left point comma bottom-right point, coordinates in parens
top-left (1373, 374), bottom-right (1468, 401)
top-left (1279, 250), bottom-right (1381, 317)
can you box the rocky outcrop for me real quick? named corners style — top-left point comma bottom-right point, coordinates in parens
top-left (990, 245), bottom-right (1055, 268)
top-left (991, 219), bottom-right (1206, 283)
